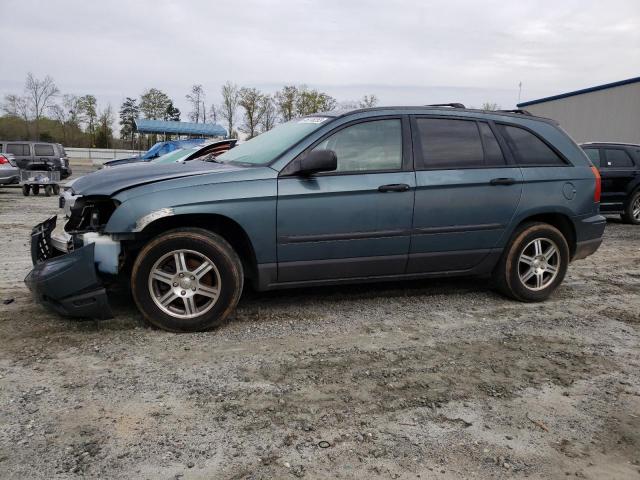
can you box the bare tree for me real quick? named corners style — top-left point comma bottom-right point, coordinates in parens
top-left (208, 104), bottom-right (218, 123)
top-left (260, 95), bottom-right (277, 133)
top-left (481, 102), bottom-right (500, 111)
top-left (186, 84), bottom-right (205, 123)
top-left (24, 73), bottom-right (59, 139)
top-left (96, 104), bottom-right (114, 148)
top-left (219, 82), bottom-right (240, 138)
top-left (359, 94), bottom-right (378, 108)
top-left (3, 94), bottom-right (30, 137)
top-left (238, 87), bottom-right (266, 139)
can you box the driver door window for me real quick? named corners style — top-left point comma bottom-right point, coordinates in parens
top-left (313, 119), bottom-right (402, 172)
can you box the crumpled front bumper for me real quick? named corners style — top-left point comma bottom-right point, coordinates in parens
top-left (24, 216), bottom-right (113, 319)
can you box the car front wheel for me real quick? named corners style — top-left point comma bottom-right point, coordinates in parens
top-left (131, 228), bottom-right (244, 332)
top-left (494, 222), bottom-right (569, 302)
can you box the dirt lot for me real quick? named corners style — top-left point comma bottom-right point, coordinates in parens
top-left (1, 161), bottom-right (639, 479)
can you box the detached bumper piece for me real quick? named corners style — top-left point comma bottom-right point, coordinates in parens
top-left (25, 216), bottom-right (113, 319)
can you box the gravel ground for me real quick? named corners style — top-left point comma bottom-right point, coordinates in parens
top-left (0, 161), bottom-right (639, 479)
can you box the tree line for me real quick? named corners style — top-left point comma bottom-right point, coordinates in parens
top-left (1, 73), bottom-right (380, 148)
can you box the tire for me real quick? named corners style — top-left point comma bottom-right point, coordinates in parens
top-left (131, 228), bottom-right (244, 332)
top-left (44, 185), bottom-right (53, 197)
top-left (622, 190), bottom-right (640, 225)
top-left (493, 222), bottom-right (569, 302)
top-left (52, 184), bottom-right (60, 195)
top-left (22, 185), bottom-right (30, 196)
top-left (32, 185), bottom-right (40, 195)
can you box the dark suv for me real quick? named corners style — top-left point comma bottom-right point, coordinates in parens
top-left (26, 106), bottom-right (605, 332)
top-left (581, 143), bottom-right (640, 224)
top-left (0, 141), bottom-right (71, 179)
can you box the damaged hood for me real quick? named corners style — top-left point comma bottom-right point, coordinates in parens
top-left (71, 161), bottom-right (244, 196)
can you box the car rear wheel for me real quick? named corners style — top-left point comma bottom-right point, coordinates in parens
top-left (32, 185), bottom-right (40, 195)
top-left (22, 185), bottom-right (30, 196)
top-left (44, 185), bottom-right (53, 197)
top-left (494, 222), bottom-right (569, 302)
top-left (131, 228), bottom-right (244, 332)
top-left (622, 190), bottom-right (640, 225)
top-left (53, 184), bottom-right (60, 195)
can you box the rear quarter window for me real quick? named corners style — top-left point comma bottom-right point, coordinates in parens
top-left (34, 144), bottom-right (55, 156)
top-left (497, 124), bottom-right (566, 166)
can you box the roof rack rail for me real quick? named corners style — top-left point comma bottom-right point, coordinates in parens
top-left (496, 109), bottom-right (532, 116)
top-left (426, 103), bottom-right (466, 109)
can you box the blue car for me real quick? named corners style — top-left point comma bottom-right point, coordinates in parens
top-left (102, 138), bottom-right (209, 168)
top-left (26, 105), bottom-right (605, 332)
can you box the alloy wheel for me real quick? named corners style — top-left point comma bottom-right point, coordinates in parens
top-left (632, 197), bottom-right (640, 221)
top-left (517, 238), bottom-right (561, 291)
top-left (148, 249), bottom-right (221, 319)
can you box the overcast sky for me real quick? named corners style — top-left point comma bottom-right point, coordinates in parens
top-left (1, 0), bottom-right (639, 118)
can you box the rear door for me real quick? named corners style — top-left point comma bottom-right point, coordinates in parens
top-left (5, 143), bottom-right (31, 169)
top-left (408, 117), bottom-right (523, 273)
top-left (600, 148), bottom-right (637, 209)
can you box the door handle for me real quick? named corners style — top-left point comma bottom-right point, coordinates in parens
top-left (378, 183), bottom-right (410, 192)
top-left (490, 177), bottom-right (517, 186)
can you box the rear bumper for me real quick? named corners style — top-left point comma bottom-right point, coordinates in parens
top-left (572, 214), bottom-right (606, 260)
top-left (24, 216), bottom-right (112, 319)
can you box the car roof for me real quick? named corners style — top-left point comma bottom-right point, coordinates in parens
top-left (308, 105), bottom-right (558, 125)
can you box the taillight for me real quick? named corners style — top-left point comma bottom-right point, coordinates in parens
top-left (0, 155), bottom-right (8, 165)
top-left (591, 166), bottom-right (601, 202)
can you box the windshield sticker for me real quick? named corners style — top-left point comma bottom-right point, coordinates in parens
top-left (297, 117), bottom-right (329, 124)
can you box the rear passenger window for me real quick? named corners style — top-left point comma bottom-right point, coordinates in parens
top-left (603, 149), bottom-right (633, 168)
top-left (415, 118), bottom-right (484, 168)
top-left (583, 148), bottom-right (600, 167)
top-left (34, 144), bottom-right (55, 156)
top-left (498, 125), bottom-right (566, 166)
top-left (6, 144), bottom-right (29, 156)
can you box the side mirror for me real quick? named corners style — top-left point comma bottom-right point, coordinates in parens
top-left (294, 149), bottom-right (337, 176)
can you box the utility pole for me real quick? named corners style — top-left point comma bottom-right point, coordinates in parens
top-left (202, 101), bottom-right (206, 123)
top-left (518, 82), bottom-right (523, 105)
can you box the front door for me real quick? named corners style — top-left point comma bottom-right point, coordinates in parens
top-left (408, 117), bottom-right (523, 273)
top-left (276, 117), bottom-right (415, 282)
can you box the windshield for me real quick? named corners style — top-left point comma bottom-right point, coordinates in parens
top-left (151, 148), bottom-right (193, 164)
top-left (217, 117), bottom-right (331, 165)
top-left (143, 142), bottom-right (164, 159)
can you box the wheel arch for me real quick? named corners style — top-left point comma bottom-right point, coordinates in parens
top-left (509, 212), bottom-right (577, 258)
top-left (132, 213), bottom-right (258, 281)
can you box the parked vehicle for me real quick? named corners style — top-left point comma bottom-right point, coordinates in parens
top-left (0, 153), bottom-right (19, 185)
top-left (102, 138), bottom-right (210, 168)
top-left (26, 105), bottom-right (605, 332)
top-left (581, 142), bottom-right (640, 224)
top-left (151, 139), bottom-right (237, 165)
top-left (0, 141), bottom-right (71, 179)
